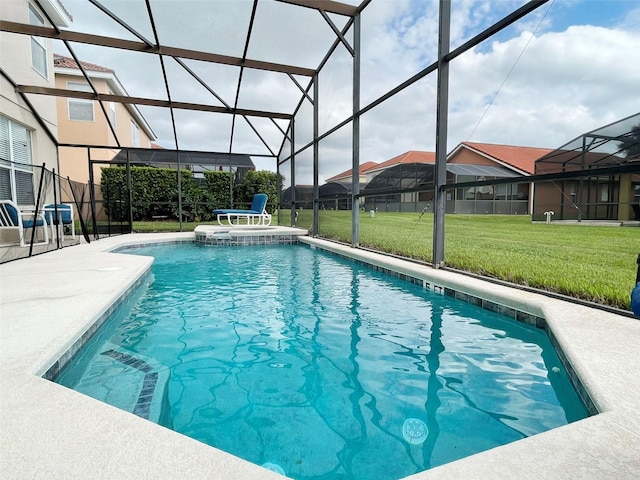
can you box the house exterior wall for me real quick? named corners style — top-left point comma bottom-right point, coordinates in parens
top-left (55, 73), bottom-right (154, 184)
top-left (532, 174), bottom-right (637, 222)
top-left (0, 0), bottom-right (60, 175)
top-left (448, 148), bottom-right (495, 166)
top-left (0, 0), bottom-right (70, 244)
top-left (447, 147), bottom-right (531, 215)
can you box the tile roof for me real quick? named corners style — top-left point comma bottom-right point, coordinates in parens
top-left (54, 54), bottom-right (115, 74)
top-left (461, 142), bottom-right (553, 175)
top-left (326, 161), bottom-right (379, 182)
top-left (367, 151), bottom-right (435, 172)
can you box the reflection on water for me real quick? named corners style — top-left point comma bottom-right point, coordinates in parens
top-left (56, 244), bottom-right (588, 480)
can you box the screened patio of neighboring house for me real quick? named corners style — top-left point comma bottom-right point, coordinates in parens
top-left (318, 182), bottom-right (359, 211)
top-left (533, 113), bottom-right (640, 223)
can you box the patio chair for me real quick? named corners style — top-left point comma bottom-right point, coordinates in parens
top-left (0, 200), bottom-right (49, 247)
top-left (44, 203), bottom-right (76, 241)
top-left (213, 193), bottom-right (272, 226)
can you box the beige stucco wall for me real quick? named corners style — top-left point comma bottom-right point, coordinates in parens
top-left (448, 148), bottom-right (495, 166)
top-left (55, 73), bottom-right (154, 184)
top-left (0, 1), bottom-right (62, 243)
top-left (0, 0), bottom-right (60, 175)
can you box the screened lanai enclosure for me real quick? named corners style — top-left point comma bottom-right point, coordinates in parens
top-left (1, 0), bottom-right (639, 269)
top-left (533, 113), bottom-right (640, 222)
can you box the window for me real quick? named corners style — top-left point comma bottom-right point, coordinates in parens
top-left (0, 116), bottom-right (35, 204)
top-left (131, 121), bottom-right (140, 147)
top-left (28, 4), bottom-right (47, 78)
top-left (599, 184), bottom-right (609, 203)
top-left (109, 102), bottom-right (116, 127)
top-left (67, 82), bottom-right (94, 121)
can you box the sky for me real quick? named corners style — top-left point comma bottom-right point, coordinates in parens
top-left (52, 0), bottom-right (640, 183)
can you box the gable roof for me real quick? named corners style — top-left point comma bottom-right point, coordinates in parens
top-left (54, 54), bottom-right (114, 74)
top-left (326, 161), bottom-right (379, 182)
top-left (457, 142), bottom-right (553, 175)
top-left (367, 151), bottom-right (435, 173)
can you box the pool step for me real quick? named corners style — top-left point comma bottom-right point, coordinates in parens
top-left (72, 342), bottom-right (171, 426)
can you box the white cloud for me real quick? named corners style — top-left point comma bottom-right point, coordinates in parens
top-left (449, 25), bottom-right (640, 148)
top-left (618, 5), bottom-right (640, 31)
top-left (50, 1), bottom-right (640, 180)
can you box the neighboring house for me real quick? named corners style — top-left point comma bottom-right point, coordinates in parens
top-left (53, 54), bottom-right (155, 185)
top-left (325, 151), bottom-right (436, 211)
top-left (364, 151), bottom-right (435, 181)
top-left (447, 142), bottom-right (552, 214)
top-left (109, 147), bottom-right (256, 186)
top-left (325, 161), bottom-right (379, 185)
top-left (361, 151), bottom-right (436, 211)
top-left (325, 151), bottom-right (436, 186)
top-left (324, 146), bottom-right (553, 214)
top-left (532, 114), bottom-right (640, 222)
top-left (0, 0), bottom-right (71, 244)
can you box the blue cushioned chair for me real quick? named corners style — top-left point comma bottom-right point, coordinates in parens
top-left (44, 203), bottom-right (76, 240)
top-left (212, 193), bottom-right (272, 226)
top-left (0, 200), bottom-right (49, 247)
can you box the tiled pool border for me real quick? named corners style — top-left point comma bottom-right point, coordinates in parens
top-left (42, 268), bottom-right (152, 382)
top-left (194, 230), bottom-right (303, 246)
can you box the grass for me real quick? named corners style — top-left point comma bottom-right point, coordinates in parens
top-left (133, 213), bottom-right (639, 311)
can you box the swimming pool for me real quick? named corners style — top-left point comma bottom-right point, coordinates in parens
top-left (54, 243), bottom-right (588, 480)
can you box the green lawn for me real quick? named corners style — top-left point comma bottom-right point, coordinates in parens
top-left (134, 212), bottom-right (639, 310)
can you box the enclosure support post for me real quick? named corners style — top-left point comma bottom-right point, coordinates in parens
top-left (576, 136), bottom-right (586, 222)
top-left (433, 0), bottom-right (451, 268)
top-left (28, 163), bottom-right (47, 256)
top-left (88, 148), bottom-right (99, 240)
top-left (276, 159), bottom-right (281, 225)
top-left (52, 168), bottom-right (60, 248)
top-left (291, 119), bottom-right (297, 226)
top-left (351, 12), bottom-right (361, 247)
top-left (177, 151), bottom-right (183, 231)
top-left (313, 74), bottom-right (320, 236)
top-left (126, 149), bottom-right (134, 234)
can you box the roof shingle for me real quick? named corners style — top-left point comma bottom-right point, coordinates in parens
top-left (461, 142), bottom-right (552, 174)
top-left (326, 161), bottom-right (379, 182)
top-left (54, 54), bottom-right (115, 74)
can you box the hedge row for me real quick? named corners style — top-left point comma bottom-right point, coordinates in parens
top-left (100, 167), bottom-right (278, 221)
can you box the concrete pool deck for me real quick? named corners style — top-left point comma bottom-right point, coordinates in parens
top-left (1, 232), bottom-right (639, 479)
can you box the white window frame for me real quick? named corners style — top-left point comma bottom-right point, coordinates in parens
top-left (109, 102), bottom-right (116, 128)
top-left (0, 116), bottom-right (35, 205)
top-left (67, 81), bottom-right (95, 122)
top-left (28, 4), bottom-right (48, 79)
top-left (131, 121), bottom-right (140, 147)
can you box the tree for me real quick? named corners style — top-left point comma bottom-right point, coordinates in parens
top-left (617, 123), bottom-right (640, 158)
top-left (234, 170), bottom-right (280, 212)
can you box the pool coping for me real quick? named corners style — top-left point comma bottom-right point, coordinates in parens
top-left (1, 232), bottom-right (639, 479)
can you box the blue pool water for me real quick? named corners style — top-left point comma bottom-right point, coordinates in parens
top-left (56, 243), bottom-right (587, 480)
